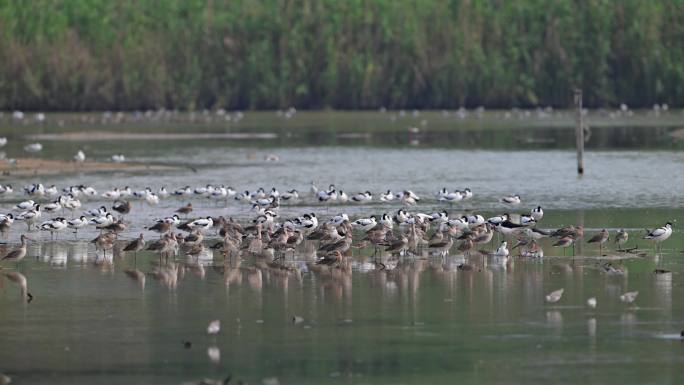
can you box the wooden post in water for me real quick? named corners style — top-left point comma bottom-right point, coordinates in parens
top-left (574, 89), bottom-right (584, 174)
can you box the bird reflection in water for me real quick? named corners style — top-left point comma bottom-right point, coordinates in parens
top-left (2, 271), bottom-right (33, 303)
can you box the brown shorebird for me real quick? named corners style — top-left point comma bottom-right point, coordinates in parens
top-left (0, 214), bottom-right (13, 238)
top-left (247, 226), bottom-right (263, 255)
top-left (587, 228), bottom-right (609, 254)
top-left (184, 243), bottom-right (205, 260)
top-left (210, 233), bottom-right (238, 258)
top-left (551, 225), bottom-right (584, 239)
top-left (473, 224), bottom-right (494, 248)
top-left (457, 238), bottom-right (474, 256)
top-left (103, 220), bottom-right (126, 237)
top-left (428, 229), bottom-right (445, 245)
top-left (319, 231), bottom-right (353, 255)
top-left (112, 200), bottom-right (131, 217)
top-left (429, 236), bottom-right (454, 257)
top-left (147, 220), bottom-right (172, 238)
top-left (615, 229), bottom-right (629, 250)
top-left (183, 231), bottom-right (204, 247)
top-left (553, 236), bottom-right (575, 256)
top-left (176, 203), bottom-right (193, 217)
top-left (385, 235), bottom-right (408, 255)
top-left (147, 233), bottom-right (177, 261)
top-left (1, 234), bottom-right (31, 268)
top-left (91, 232), bottom-right (116, 258)
top-left (316, 250), bottom-right (343, 266)
top-left (123, 233), bottom-right (145, 260)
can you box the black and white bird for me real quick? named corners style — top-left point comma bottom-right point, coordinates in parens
top-left (40, 217), bottom-right (68, 239)
top-left (317, 188), bottom-right (336, 202)
top-left (430, 210), bottom-right (449, 224)
top-left (520, 215), bottom-right (537, 227)
top-left (447, 216), bottom-right (468, 230)
top-left (393, 209), bottom-right (409, 225)
top-left (157, 214), bottom-right (181, 226)
top-left (487, 214), bottom-right (509, 226)
top-left (67, 216), bottom-right (88, 235)
top-left (467, 214), bottom-right (485, 228)
top-left (327, 213), bottom-right (349, 227)
top-left (24, 183), bottom-right (45, 198)
top-left (101, 188), bottom-right (121, 200)
top-left (378, 213), bottom-right (393, 228)
top-left (173, 186), bottom-right (192, 198)
top-left (491, 241), bottom-right (510, 258)
top-left (90, 213), bottom-right (114, 227)
top-left (500, 195), bottom-right (521, 205)
top-left (531, 206), bottom-right (544, 221)
top-left (15, 200), bottom-right (36, 211)
top-left (643, 222), bottom-right (673, 251)
top-left (43, 199), bottom-right (62, 214)
top-left (188, 216), bottom-right (214, 232)
top-left (351, 191), bottom-right (372, 202)
top-left (0, 184), bottom-right (13, 196)
top-left (495, 219), bottom-right (525, 236)
top-left (62, 195), bottom-right (82, 212)
top-left (235, 190), bottom-right (251, 202)
top-left (81, 185), bottom-right (98, 197)
top-left (439, 190), bottom-right (463, 203)
top-left (144, 191), bottom-right (160, 205)
top-left (0, 214), bottom-right (13, 237)
top-left (352, 216), bottom-right (377, 232)
top-left (133, 188), bottom-right (151, 199)
top-left (401, 190), bottom-right (419, 206)
top-left (280, 189), bottom-right (299, 201)
top-left (338, 191), bottom-right (349, 203)
top-left (17, 205), bottom-right (41, 230)
top-left (380, 190), bottom-right (394, 202)
top-left (295, 213), bottom-right (318, 232)
top-left (253, 196), bottom-right (275, 207)
top-left (85, 206), bottom-right (108, 217)
top-left (44, 185), bottom-right (59, 197)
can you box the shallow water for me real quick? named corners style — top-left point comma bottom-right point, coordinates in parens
top-left (0, 112), bottom-right (683, 384)
top-left (2, 147), bottom-right (684, 213)
top-left (1, 211), bottom-right (683, 385)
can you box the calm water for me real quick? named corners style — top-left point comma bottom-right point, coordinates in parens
top-left (0, 112), bottom-right (683, 384)
top-left (1, 212), bottom-right (684, 385)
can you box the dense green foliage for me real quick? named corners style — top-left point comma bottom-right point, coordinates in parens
top-left (1, 0), bottom-right (683, 110)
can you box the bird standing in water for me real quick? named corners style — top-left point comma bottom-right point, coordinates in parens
top-left (587, 228), bottom-right (609, 255)
top-left (1, 234), bottom-right (31, 269)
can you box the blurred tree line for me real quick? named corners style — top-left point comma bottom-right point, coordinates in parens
top-left (1, 0), bottom-right (683, 111)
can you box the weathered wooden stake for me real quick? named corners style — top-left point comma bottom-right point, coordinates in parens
top-left (574, 89), bottom-right (584, 174)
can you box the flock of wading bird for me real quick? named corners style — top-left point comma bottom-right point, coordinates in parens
top-left (0, 181), bottom-right (675, 273)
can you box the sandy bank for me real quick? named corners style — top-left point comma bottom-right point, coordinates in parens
top-left (0, 158), bottom-right (176, 177)
top-left (27, 131), bottom-right (277, 141)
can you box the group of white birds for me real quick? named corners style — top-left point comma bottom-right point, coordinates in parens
top-left (0, 180), bottom-right (674, 266)
top-left (0, 137), bottom-right (125, 163)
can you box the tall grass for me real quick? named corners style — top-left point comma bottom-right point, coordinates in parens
top-left (1, 0), bottom-right (683, 110)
